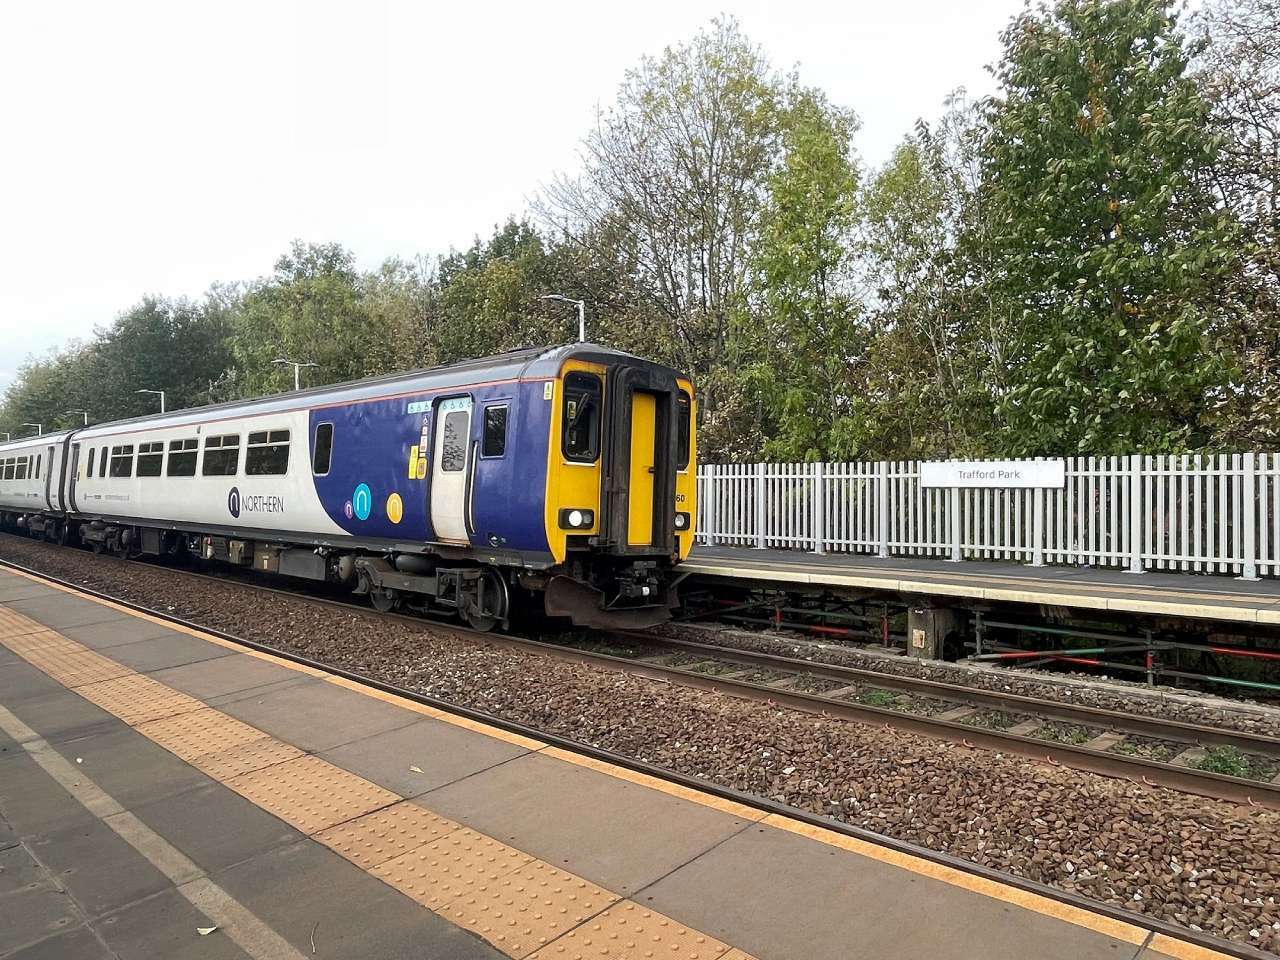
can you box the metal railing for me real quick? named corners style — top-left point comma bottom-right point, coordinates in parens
top-left (695, 454), bottom-right (1280, 579)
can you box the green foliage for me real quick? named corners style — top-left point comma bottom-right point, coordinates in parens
top-left (984, 0), bottom-right (1240, 454)
top-left (1193, 745), bottom-right (1257, 779)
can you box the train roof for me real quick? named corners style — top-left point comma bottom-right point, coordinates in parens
top-left (34, 342), bottom-right (673, 442)
top-left (0, 431), bottom-right (73, 455)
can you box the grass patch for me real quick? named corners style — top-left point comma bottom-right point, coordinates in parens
top-left (1193, 745), bottom-right (1270, 780)
top-left (858, 688), bottom-right (898, 708)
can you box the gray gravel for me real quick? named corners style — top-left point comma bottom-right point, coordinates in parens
top-left (3, 532), bottom-right (1279, 955)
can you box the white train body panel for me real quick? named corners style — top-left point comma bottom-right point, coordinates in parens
top-left (68, 408), bottom-right (345, 538)
top-left (0, 434), bottom-right (70, 515)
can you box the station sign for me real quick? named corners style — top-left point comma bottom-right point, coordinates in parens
top-left (920, 459), bottom-right (1065, 489)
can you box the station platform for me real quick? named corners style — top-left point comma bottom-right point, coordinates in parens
top-left (0, 566), bottom-right (1234, 960)
top-left (685, 545), bottom-right (1280, 626)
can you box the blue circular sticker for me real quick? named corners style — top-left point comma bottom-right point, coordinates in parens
top-left (352, 483), bottom-right (372, 521)
top-left (227, 487), bottom-right (241, 519)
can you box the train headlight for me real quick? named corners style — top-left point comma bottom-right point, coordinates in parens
top-left (559, 508), bottom-right (595, 530)
top-left (674, 512), bottom-right (690, 531)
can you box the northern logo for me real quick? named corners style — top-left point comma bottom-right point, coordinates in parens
top-left (227, 486), bottom-right (241, 518)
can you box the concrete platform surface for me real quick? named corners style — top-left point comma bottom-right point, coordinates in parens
top-left (687, 544), bottom-right (1280, 625)
top-left (0, 566), bottom-right (1245, 960)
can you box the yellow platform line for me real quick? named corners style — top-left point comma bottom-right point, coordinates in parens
top-left (0, 566), bottom-right (1242, 959)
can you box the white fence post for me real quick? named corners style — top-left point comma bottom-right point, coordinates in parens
top-left (877, 461), bottom-right (890, 559)
top-left (1032, 487), bottom-right (1045, 567)
top-left (755, 462), bottom-right (767, 549)
top-left (1242, 451), bottom-right (1259, 580)
top-left (948, 485), bottom-right (962, 562)
top-left (1128, 454), bottom-right (1144, 574)
top-left (703, 465), bottom-right (716, 546)
top-left (813, 461), bottom-right (826, 555)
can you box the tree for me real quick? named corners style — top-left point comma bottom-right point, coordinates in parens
top-left (542, 18), bottom-right (786, 442)
top-left (1194, 0), bottom-right (1280, 446)
top-left (984, 0), bottom-right (1240, 454)
top-left (739, 88), bottom-right (863, 460)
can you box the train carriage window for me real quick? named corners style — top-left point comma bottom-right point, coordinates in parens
top-left (100, 447), bottom-right (108, 478)
top-left (482, 405), bottom-right (508, 458)
top-left (87, 448), bottom-right (96, 477)
top-left (15, 458), bottom-right (27, 481)
top-left (167, 438), bottom-right (198, 477)
top-left (109, 445), bottom-right (134, 479)
top-left (202, 435), bottom-right (240, 476)
top-left (136, 442), bottom-right (164, 477)
top-left (2, 459), bottom-right (11, 480)
top-left (312, 423), bottom-right (333, 476)
top-left (35, 455), bottom-right (41, 479)
top-left (677, 392), bottom-right (691, 471)
top-left (246, 430), bottom-right (290, 476)
top-left (562, 372), bottom-right (602, 463)
top-left (441, 411), bottom-right (467, 472)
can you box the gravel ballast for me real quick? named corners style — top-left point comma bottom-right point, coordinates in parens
top-left (3, 533), bottom-right (1279, 955)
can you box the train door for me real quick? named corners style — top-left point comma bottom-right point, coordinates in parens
top-left (42, 444), bottom-right (55, 510)
top-left (67, 443), bottom-right (80, 512)
top-left (430, 397), bottom-right (473, 544)
top-left (627, 392), bottom-right (657, 546)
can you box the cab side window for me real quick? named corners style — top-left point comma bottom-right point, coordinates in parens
top-left (312, 423), bottom-right (334, 476)
top-left (482, 405), bottom-right (508, 458)
top-left (562, 373), bottom-right (601, 463)
top-left (677, 391), bottom-right (691, 471)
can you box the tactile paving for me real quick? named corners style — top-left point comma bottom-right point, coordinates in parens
top-left (439, 859), bottom-right (619, 958)
top-left (194, 735), bottom-right (303, 780)
top-left (2, 628), bottom-right (82, 656)
top-left (137, 707), bottom-right (269, 762)
top-left (18, 646), bottom-right (133, 687)
top-left (0, 608), bottom-right (46, 641)
top-left (225, 754), bottom-right (398, 834)
top-left (315, 801), bottom-right (463, 869)
top-left (76, 672), bottom-right (203, 725)
top-left (527, 901), bottom-right (734, 959)
top-left (371, 827), bottom-right (534, 911)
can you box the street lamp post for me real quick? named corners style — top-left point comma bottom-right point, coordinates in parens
top-left (273, 359), bottom-right (318, 391)
top-left (539, 294), bottom-right (586, 342)
top-left (65, 409), bottom-right (89, 426)
top-left (22, 423), bottom-right (42, 436)
top-left (136, 389), bottom-right (166, 413)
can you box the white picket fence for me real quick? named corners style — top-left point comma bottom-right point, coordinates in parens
top-left (695, 455), bottom-right (1280, 579)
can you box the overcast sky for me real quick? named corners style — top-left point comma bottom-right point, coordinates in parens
top-left (0, 0), bottom-right (1020, 393)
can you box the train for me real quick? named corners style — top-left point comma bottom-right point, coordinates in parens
top-left (0, 343), bottom-right (697, 630)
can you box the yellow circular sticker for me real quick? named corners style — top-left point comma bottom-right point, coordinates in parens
top-left (386, 492), bottom-right (403, 524)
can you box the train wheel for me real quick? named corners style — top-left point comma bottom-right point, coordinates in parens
top-left (464, 568), bottom-right (509, 632)
top-left (369, 586), bottom-right (400, 613)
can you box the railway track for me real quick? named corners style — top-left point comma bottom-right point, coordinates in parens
top-left (3, 544), bottom-right (1279, 811)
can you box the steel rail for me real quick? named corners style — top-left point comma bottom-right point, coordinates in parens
top-left (0, 553), bottom-right (1274, 960)
top-left (616, 631), bottom-right (1280, 757)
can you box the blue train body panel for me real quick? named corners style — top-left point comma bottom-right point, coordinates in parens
top-left (307, 380), bottom-right (552, 552)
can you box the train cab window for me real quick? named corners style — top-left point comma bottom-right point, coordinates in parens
top-left (482, 405), bottom-right (508, 458)
top-left (202, 435), bottom-right (240, 476)
top-left (109, 445), bottom-right (134, 479)
top-left (137, 442), bottom-right (164, 477)
top-left (677, 392), bottom-right (691, 470)
top-left (100, 447), bottom-right (108, 478)
top-left (167, 438), bottom-right (198, 477)
top-left (562, 373), bottom-right (601, 463)
top-left (15, 458), bottom-right (27, 481)
top-left (441, 411), bottom-right (467, 472)
top-left (312, 423), bottom-right (333, 476)
top-left (247, 430), bottom-right (290, 476)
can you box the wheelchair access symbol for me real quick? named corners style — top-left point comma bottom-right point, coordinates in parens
top-left (352, 483), bottom-right (372, 521)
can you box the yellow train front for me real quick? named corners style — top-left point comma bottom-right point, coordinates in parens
top-left (538, 347), bottom-right (697, 628)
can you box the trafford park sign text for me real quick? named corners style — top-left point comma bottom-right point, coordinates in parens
top-left (920, 459), bottom-right (1066, 489)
